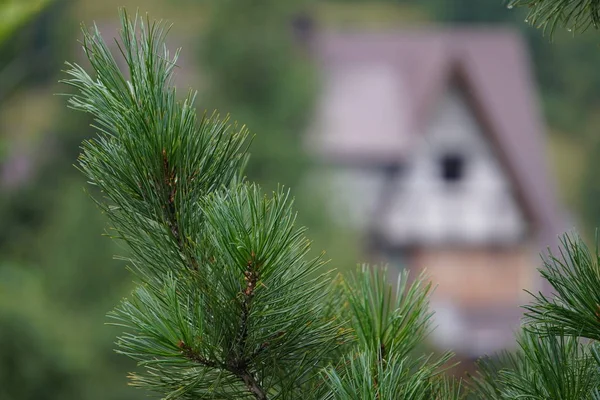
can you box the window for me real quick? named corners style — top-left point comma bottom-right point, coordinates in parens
top-left (440, 153), bottom-right (465, 183)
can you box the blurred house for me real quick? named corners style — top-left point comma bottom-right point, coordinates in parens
top-left (306, 29), bottom-right (566, 357)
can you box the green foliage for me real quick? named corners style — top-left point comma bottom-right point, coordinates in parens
top-left (509, 0), bottom-right (600, 35)
top-left (324, 267), bottom-right (461, 400)
top-left (325, 348), bottom-right (461, 400)
top-left (523, 234), bottom-right (600, 340)
top-left (63, 11), bottom-right (342, 399)
top-left (109, 185), bottom-right (343, 398)
top-left (0, 4), bottom-right (146, 399)
top-left (201, 0), bottom-right (316, 188)
top-left (469, 234), bottom-right (600, 399)
top-left (60, 6), bottom-right (600, 400)
top-left (472, 331), bottom-right (600, 399)
top-left (342, 267), bottom-right (434, 359)
top-left (62, 10), bottom-right (469, 399)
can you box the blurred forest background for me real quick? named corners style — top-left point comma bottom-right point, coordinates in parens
top-left (1, 0), bottom-right (599, 398)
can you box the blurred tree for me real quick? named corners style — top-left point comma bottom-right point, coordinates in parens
top-left (0, 0), bottom-right (63, 103)
top-left (0, 3), bottom-right (146, 400)
top-left (0, 0), bottom-right (48, 161)
top-left (0, 0), bottom-right (52, 45)
top-left (0, 264), bottom-right (81, 400)
top-left (200, 0), bottom-right (362, 268)
top-left (201, 0), bottom-right (317, 190)
top-left (0, 314), bottom-right (81, 400)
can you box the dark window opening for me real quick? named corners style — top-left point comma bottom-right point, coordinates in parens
top-left (440, 153), bottom-right (465, 183)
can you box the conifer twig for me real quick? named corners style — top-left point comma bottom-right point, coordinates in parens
top-left (62, 11), bottom-right (344, 399)
top-left (509, 0), bottom-right (600, 35)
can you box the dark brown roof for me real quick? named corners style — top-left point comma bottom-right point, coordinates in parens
top-left (310, 28), bottom-right (567, 252)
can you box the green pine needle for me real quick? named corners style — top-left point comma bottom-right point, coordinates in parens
top-left (508, 0), bottom-right (600, 35)
top-left (524, 234), bottom-right (600, 341)
top-left (62, 9), bottom-right (347, 399)
top-left (471, 330), bottom-right (600, 399)
top-left (61, 7), bottom-right (600, 400)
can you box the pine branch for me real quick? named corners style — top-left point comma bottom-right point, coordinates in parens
top-left (523, 234), bottom-right (600, 341)
top-left (61, 7), bottom-right (600, 399)
top-left (227, 256), bottom-right (266, 399)
top-left (62, 9), bottom-right (344, 399)
top-left (509, 0), bottom-right (600, 35)
top-left (178, 331), bottom-right (268, 400)
top-left (238, 370), bottom-right (267, 400)
top-left (470, 329), bottom-right (600, 399)
top-left (235, 256), bottom-right (259, 360)
top-left (343, 265), bottom-right (435, 358)
top-left (178, 340), bottom-right (220, 369)
top-left (324, 266), bottom-right (461, 400)
top-left (62, 9), bottom-right (250, 287)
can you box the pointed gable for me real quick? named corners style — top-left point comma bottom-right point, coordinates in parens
top-left (308, 28), bottom-right (566, 251)
top-left (380, 80), bottom-right (528, 246)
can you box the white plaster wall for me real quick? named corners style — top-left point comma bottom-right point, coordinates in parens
top-left (382, 85), bottom-right (527, 246)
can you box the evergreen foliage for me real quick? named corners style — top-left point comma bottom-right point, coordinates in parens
top-left (509, 0), bottom-right (600, 34)
top-left (323, 268), bottom-right (460, 400)
top-left (63, 11), bottom-right (461, 398)
top-left (63, 7), bottom-right (600, 400)
top-left (523, 235), bottom-right (600, 340)
top-left (471, 331), bottom-right (600, 399)
top-left (0, 4), bottom-right (144, 399)
top-left (201, 0), bottom-right (316, 189)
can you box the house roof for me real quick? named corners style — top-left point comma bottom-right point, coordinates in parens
top-left (308, 28), bottom-right (567, 251)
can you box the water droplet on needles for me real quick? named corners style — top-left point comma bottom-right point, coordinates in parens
top-left (507, 4), bottom-right (513, 9)
top-left (525, 19), bottom-right (529, 23)
top-left (567, 28), bottom-right (572, 32)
